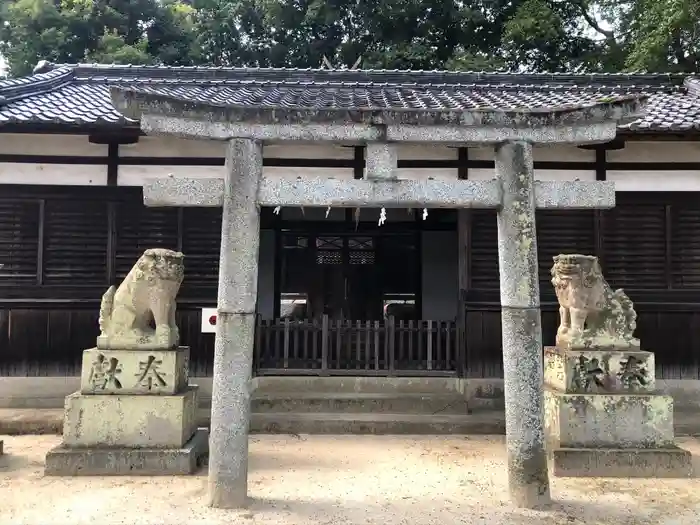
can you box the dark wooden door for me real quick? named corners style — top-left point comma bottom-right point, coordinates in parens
top-left (314, 235), bottom-right (381, 321)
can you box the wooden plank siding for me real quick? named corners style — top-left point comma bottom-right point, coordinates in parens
top-left (464, 192), bottom-right (700, 379)
top-left (0, 186), bottom-right (219, 376)
top-left (1, 186), bottom-right (700, 378)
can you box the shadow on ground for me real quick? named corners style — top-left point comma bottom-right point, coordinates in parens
top-left (0, 452), bottom-right (33, 473)
top-left (197, 437), bottom-right (374, 473)
top-left (243, 494), bottom-right (648, 525)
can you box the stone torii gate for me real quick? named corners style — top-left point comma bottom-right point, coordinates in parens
top-left (111, 87), bottom-right (645, 510)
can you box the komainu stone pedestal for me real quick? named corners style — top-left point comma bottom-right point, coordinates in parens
top-left (544, 346), bottom-right (692, 477)
top-left (45, 346), bottom-right (207, 476)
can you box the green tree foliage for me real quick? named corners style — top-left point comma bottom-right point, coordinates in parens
top-left (624, 0), bottom-right (699, 72)
top-left (190, 0), bottom-right (259, 66)
top-left (190, 0), bottom-right (515, 70)
top-left (1, 0), bottom-right (698, 76)
top-left (0, 0), bottom-right (198, 76)
top-left (501, 0), bottom-right (699, 72)
top-left (501, 0), bottom-right (610, 72)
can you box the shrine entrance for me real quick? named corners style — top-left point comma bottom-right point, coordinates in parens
top-left (279, 229), bottom-right (420, 322)
top-left (262, 226), bottom-right (439, 374)
top-left (312, 234), bottom-right (380, 321)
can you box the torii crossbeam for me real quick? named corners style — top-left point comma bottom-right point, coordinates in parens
top-left (111, 85), bottom-right (646, 510)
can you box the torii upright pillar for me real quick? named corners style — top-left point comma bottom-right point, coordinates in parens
top-left (496, 140), bottom-right (549, 505)
top-left (209, 138), bottom-right (263, 507)
top-left (111, 86), bottom-right (646, 509)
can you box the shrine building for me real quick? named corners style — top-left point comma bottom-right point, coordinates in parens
top-left (1, 63), bottom-right (700, 406)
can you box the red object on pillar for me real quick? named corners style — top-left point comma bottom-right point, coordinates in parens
top-left (209, 315), bottom-right (217, 326)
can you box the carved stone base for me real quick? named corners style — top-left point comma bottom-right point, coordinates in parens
top-left (96, 334), bottom-right (179, 352)
top-left (62, 386), bottom-right (198, 448)
top-left (80, 346), bottom-right (190, 395)
top-left (544, 346), bottom-right (692, 477)
top-left (550, 446), bottom-right (692, 478)
top-left (544, 346), bottom-right (655, 394)
top-left (45, 428), bottom-right (208, 476)
top-left (554, 337), bottom-right (641, 352)
top-left (544, 391), bottom-right (675, 449)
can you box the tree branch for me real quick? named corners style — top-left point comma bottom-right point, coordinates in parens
top-left (574, 0), bottom-right (616, 40)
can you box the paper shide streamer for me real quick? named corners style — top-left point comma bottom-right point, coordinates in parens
top-left (271, 207), bottom-right (429, 224)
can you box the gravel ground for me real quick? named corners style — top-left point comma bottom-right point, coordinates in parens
top-left (2, 434), bottom-right (700, 525)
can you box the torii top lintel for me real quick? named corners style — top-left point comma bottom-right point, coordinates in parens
top-left (110, 87), bottom-right (647, 145)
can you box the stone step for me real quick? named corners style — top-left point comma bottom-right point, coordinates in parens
top-left (251, 392), bottom-right (469, 414)
top-left (250, 412), bottom-right (505, 435)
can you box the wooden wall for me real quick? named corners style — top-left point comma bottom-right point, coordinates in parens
top-left (2, 133), bottom-right (700, 378)
top-left (1, 184), bottom-right (700, 378)
top-left (0, 304), bottom-right (217, 377)
top-left (0, 185), bottom-right (221, 376)
top-left (0, 184), bottom-right (447, 376)
top-left (463, 192), bottom-right (700, 379)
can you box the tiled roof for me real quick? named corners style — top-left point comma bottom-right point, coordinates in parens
top-left (0, 62), bottom-right (699, 133)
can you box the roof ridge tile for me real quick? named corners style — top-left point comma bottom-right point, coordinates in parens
top-left (0, 61), bottom-right (697, 134)
top-left (30, 62), bottom-right (686, 89)
top-left (0, 67), bottom-right (75, 106)
top-left (684, 77), bottom-right (700, 98)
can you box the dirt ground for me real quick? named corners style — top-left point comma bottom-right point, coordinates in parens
top-left (2, 435), bottom-right (700, 525)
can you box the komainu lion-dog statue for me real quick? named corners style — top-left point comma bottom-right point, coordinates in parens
top-left (551, 254), bottom-right (639, 350)
top-left (97, 248), bottom-right (185, 350)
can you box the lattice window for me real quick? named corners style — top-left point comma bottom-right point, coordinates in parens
top-left (316, 251), bottom-right (342, 265)
top-left (469, 210), bottom-right (498, 289)
top-left (114, 202), bottom-right (179, 280)
top-left (536, 210), bottom-right (596, 292)
top-left (348, 237), bottom-right (373, 250)
top-left (349, 251), bottom-right (375, 265)
top-left (181, 207), bottom-right (222, 289)
top-left (602, 203), bottom-right (667, 289)
top-left (43, 199), bottom-right (109, 285)
top-left (316, 236), bottom-right (343, 250)
top-left (469, 209), bottom-right (596, 292)
top-left (0, 200), bottom-right (40, 283)
top-left (671, 203), bottom-right (700, 288)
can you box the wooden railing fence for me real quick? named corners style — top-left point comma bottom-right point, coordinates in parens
top-left (254, 315), bottom-right (458, 376)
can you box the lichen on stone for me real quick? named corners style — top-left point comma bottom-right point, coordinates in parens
top-left (551, 253), bottom-right (640, 350)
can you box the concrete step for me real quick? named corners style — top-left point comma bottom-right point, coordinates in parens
top-left (4, 408), bottom-right (700, 437)
top-left (254, 376), bottom-right (462, 395)
top-left (468, 396), bottom-right (505, 411)
top-left (0, 408), bottom-right (496, 435)
top-left (251, 392), bottom-right (469, 414)
top-left (1, 409), bottom-right (68, 435)
top-left (250, 412), bottom-right (505, 435)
